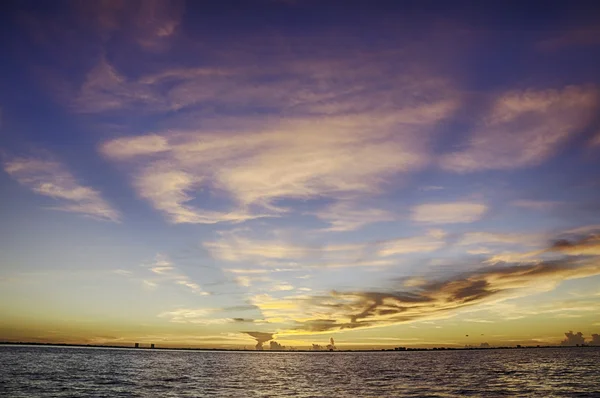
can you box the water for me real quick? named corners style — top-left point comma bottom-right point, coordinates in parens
top-left (1, 346), bottom-right (599, 397)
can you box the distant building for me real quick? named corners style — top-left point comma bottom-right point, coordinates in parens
top-left (135, 343), bottom-right (139, 348)
top-left (151, 344), bottom-right (155, 349)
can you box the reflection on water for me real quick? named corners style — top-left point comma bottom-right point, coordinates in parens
top-left (1, 346), bottom-right (599, 397)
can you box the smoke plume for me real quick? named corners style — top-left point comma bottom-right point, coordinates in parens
top-left (243, 331), bottom-right (274, 350)
top-left (327, 337), bottom-right (336, 351)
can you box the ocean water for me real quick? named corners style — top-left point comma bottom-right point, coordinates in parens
top-left (1, 346), bottom-right (599, 397)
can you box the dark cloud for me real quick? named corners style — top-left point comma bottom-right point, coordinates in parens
top-left (269, 341), bottom-right (285, 350)
top-left (232, 318), bottom-right (255, 323)
top-left (591, 334), bottom-right (600, 346)
top-left (560, 331), bottom-right (586, 346)
top-left (243, 331), bottom-right (274, 350)
top-left (549, 233), bottom-right (600, 256)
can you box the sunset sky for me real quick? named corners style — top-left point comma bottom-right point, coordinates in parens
top-left (1, 0), bottom-right (600, 350)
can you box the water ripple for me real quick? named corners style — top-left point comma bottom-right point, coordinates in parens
top-left (1, 346), bottom-right (599, 397)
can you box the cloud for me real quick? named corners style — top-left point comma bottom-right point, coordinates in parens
top-left (269, 340), bottom-right (285, 350)
top-left (312, 202), bottom-right (395, 231)
top-left (102, 113), bottom-right (439, 224)
top-left (113, 269), bottom-right (132, 276)
top-left (549, 234), bottom-right (600, 256)
top-left (143, 280), bottom-right (157, 289)
top-left (205, 231), bottom-right (313, 263)
top-left (419, 185), bottom-right (444, 191)
top-left (149, 256), bottom-right (174, 274)
top-left (458, 232), bottom-right (546, 247)
top-left (484, 250), bottom-right (545, 265)
top-left (2, 154), bottom-right (120, 222)
top-left (96, 55), bottom-right (458, 224)
top-left (377, 235), bottom-right (445, 257)
top-left (75, 0), bottom-right (185, 52)
top-left (134, 165), bottom-right (264, 224)
top-left (440, 86), bottom-right (598, 172)
top-left (158, 308), bottom-right (228, 324)
top-left (280, 259), bottom-right (600, 334)
top-left (591, 334), bottom-right (600, 346)
top-left (226, 269), bottom-right (271, 275)
top-left (560, 331), bottom-right (585, 346)
top-left (232, 318), bottom-right (256, 323)
top-left (143, 254), bottom-right (209, 295)
top-left (309, 338), bottom-right (336, 351)
top-left (511, 200), bottom-right (562, 211)
top-left (234, 275), bottom-right (271, 288)
top-left (243, 331), bottom-right (274, 350)
top-left (271, 283), bottom-right (295, 292)
top-left (246, 233), bottom-right (600, 334)
top-left (590, 132), bottom-right (600, 147)
top-left (327, 337), bottom-right (336, 351)
top-left (538, 27), bottom-right (600, 51)
top-left (411, 202), bottom-right (487, 224)
top-left (206, 229), bottom-right (447, 270)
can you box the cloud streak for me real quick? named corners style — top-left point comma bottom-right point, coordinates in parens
top-left (205, 229), bottom-right (447, 272)
top-left (441, 86), bottom-right (598, 172)
top-left (3, 154), bottom-right (120, 222)
top-left (411, 202), bottom-right (487, 224)
top-left (142, 254), bottom-right (209, 296)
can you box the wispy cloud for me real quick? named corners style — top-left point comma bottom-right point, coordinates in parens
top-left (458, 231), bottom-right (546, 247)
top-left (101, 113), bottom-right (440, 223)
top-left (590, 131), bottom-right (600, 147)
top-left (2, 154), bottom-right (120, 222)
top-left (112, 269), bottom-right (132, 276)
top-left (538, 27), bottom-right (600, 51)
top-left (377, 235), bottom-right (445, 257)
top-left (311, 202), bottom-right (395, 231)
top-left (158, 308), bottom-right (225, 324)
top-left (205, 229), bottom-right (447, 271)
top-left (411, 201), bottom-right (487, 224)
top-left (76, 0), bottom-right (185, 52)
top-left (440, 86), bottom-right (598, 172)
top-left (141, 254), bottom-right (209, 295)
top-left (511, 200), bottom-right (563, 211)
top-left (95, 52), bottom-right (458, 224)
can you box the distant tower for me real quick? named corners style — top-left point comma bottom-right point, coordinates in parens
top-left (135, 343), bottom-right (139, 348)
top-left (151, 343), bottom-right (155, 349)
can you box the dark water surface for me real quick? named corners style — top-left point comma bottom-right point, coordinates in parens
top-left (1, 345), bottom-right (599, 397)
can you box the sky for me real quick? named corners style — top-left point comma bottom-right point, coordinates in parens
top-left (1, 0), bottom-right (600, 350)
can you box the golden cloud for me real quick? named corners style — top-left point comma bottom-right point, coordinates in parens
top-left (246, 233), bottom-right (600, 335)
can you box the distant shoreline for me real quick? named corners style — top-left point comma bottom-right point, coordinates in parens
top-left (1, 341), bottom-right (597, 352)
